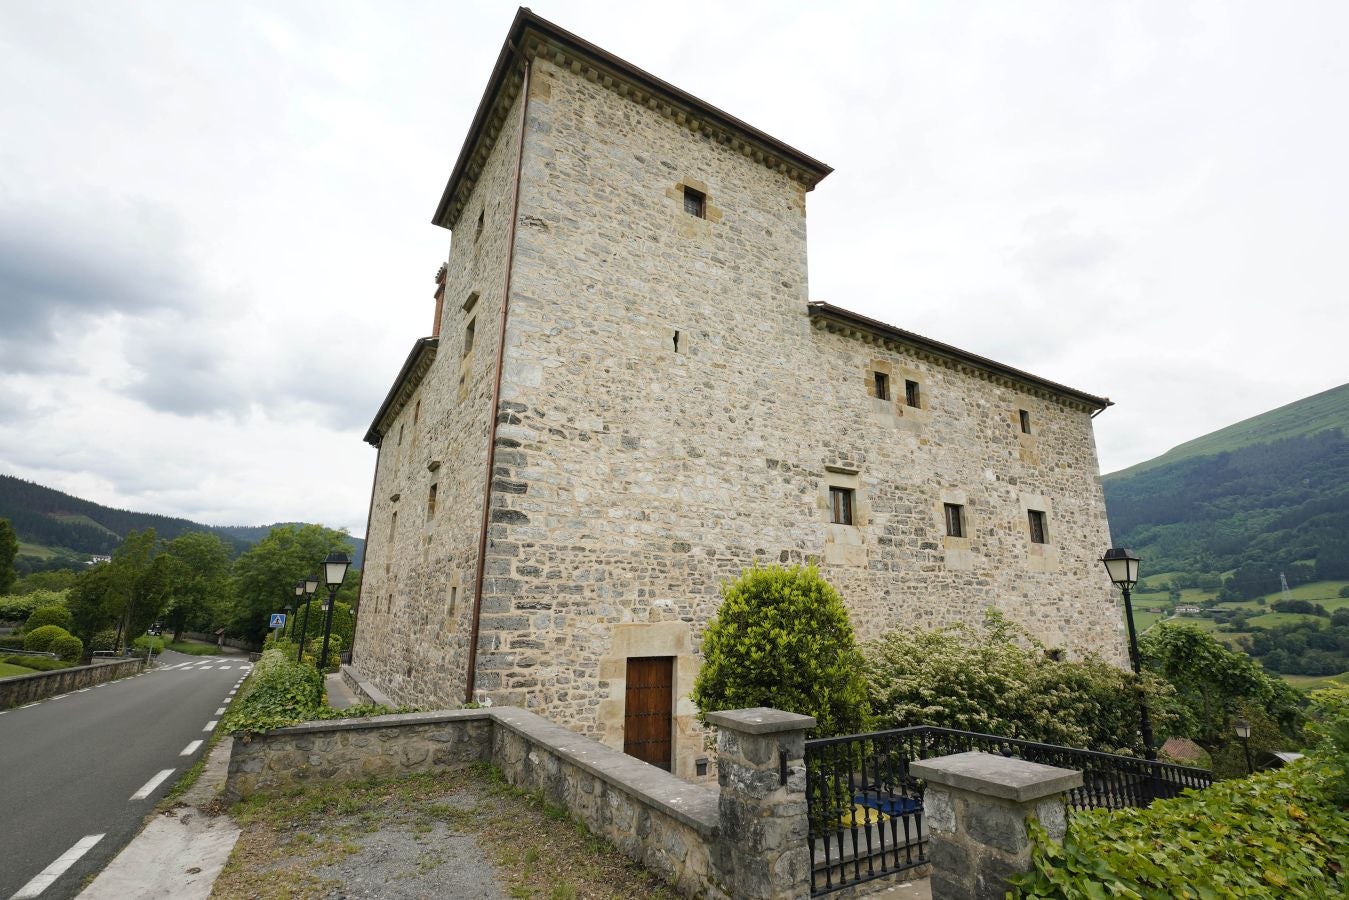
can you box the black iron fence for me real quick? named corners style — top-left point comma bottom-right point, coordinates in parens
top-left (804, 725), bottom-right (1212, 895)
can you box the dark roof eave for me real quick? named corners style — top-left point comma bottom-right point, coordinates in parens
top-left (432, 7), bottom-right (832, 230)
top-left (363, 337), bottom-right (439, 446)
top-left (807, 302), bottom-right (1112, 411)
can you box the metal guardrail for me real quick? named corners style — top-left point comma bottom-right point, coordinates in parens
top-left (804, 725), bottom-right (1213, 895)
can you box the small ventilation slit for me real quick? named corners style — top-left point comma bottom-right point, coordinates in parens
top-left (673, 330), bottom-right (680, 353)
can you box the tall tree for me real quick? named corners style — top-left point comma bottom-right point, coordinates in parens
top-left (228, 524), bottom-right (355, 641)
top-left (0, 518), bottom-right (17, 594)
top-left (163, 532), bottom-right (233, 641)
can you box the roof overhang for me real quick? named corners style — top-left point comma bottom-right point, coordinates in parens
top-left (432, 7), bottom-right (833, 230)
top-left (364, 337), bottom-right (439, 446)
top-left (807, 302), bottom-right (1113, 413)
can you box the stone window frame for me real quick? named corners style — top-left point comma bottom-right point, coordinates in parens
top-left (937, 490), bottom-right (973, 570)
top-left (904, 378), bottom-right (922, 409)
top-left (943, 502), bottom-right (964, 538)
top-left (829, 486), bottom-right (855, 525)
top-left (683, 186), bottom-right (706, 218)
top-left (822, 467), bottom-right (864, 527)
top-left (1019, 492), bottom-right (1059, 572)
top-left (1027, 509), bottom-right (1048, 545)
top-left (426, 482), bottom-right (438, 521)
top-left (1019, 409), bottom-right (1032, 434)
top-left (667, 178), bottom-right (723, 224)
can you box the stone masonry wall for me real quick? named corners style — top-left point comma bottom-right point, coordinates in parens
top-left (471, 58), bottom-right (1126, 775)
top-left (0, 657), bottom-right (145, 710)
top-left (353, 79), bottom-right (527, 707)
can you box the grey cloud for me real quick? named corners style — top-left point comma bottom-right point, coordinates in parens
top-left (1014, 211), bottom-right (1117, 286)
top-left (0, 196), bottom-right (196, 373)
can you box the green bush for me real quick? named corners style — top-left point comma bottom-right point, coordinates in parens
top-left (0, 589), bottom-right (68, 623)
top-left (49, 634), bottom-right (83, 662)
top-left (221, 649), bottom-right (325, 736)
top-left (865, 610), bottom-right (1179, 754)
top-left (25, 604), bottom-right (73, 632)
top-left (23, 624), bottom-right (70, 653)
top-left (1012, 758), bottom-right (1348, 897)
top-left (691, 565), bottom-right (869, 737)
top-left (0, 635), bottom-right (24, 650)
top-left (1306, 683), bottom-right (1349, 803)
top-left (4, 654), bottom-right (76, 672)
top-left (88, 629), bottom-right (118, 652)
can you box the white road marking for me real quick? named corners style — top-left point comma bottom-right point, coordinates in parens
top-left (50, 694), bottom-right (68, 700)
top-left (203, 720), bottom-right (218, 731)
top-left (215, 707), bottom-right (226, 715)
top-left (76, 688), bottom-right (90, 692)
top-left (10, 833), bottom-right (105, 899)
top-left (218, 666), bottom-right (231, 670)
top-left (130, 769), bottom-right (176, 801)
top-left (180, 740), bottom-right (203, 756)
top-left (20, 702), bottom-right (38, 709)
top-left (196, 665), bottom-right (213, 670)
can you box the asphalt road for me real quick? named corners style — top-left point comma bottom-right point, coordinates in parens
top-left (0, 649), bottom-right (251, 900)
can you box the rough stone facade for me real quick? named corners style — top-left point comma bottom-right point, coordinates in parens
top-left (354, 11), bottom-right (1128, 780)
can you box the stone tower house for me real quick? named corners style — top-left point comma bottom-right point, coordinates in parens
top-left (353, 9), bottom-right (1127, 778)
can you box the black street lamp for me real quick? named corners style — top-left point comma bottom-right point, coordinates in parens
top-left (283, 604), bottom-right (294, 640)
top-left (319, 551), bottom-right (351, 672)
top-left (1103, 548), bottom-right (1157, 761)
top-left (296, 573), bottom-right (319, 663)
top-left (1234, 717), bottom-right (1254, 775)
top-left (290, 580), bottom-right (305, 638)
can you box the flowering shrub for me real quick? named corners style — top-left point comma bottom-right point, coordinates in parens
top-left (864, 610), bottom-right (1178, 754)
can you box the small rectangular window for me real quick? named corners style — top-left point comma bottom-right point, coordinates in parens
top-left (390, 510), bottom-right (398, 541)
top-left (830, 487), bottom-right (855, 525)
top-left (1028, 510), bottom-right (1048, 544)
top-left (905, 379), bottom-right (921, 408)
top-left (475, 209), bottom-right (484, 241)
top-left (683, 186), bottom-right (706, 218)
top-left (427, 483), bottom-right (438, 520)
top-left (1019, 409), bottom-right (1032, 434)
top-left (873, 372), bottom-right (890, 400)
top-left (944, 503), bottom-right (964, 538)
top-left (463, 318), bottom-right (475, 357)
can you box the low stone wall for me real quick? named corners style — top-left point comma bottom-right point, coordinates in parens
top-left (0, 657), bottom-right (146, 710)
top-left (225, 706), bottom-right (822, 898)
top-left (340, 664), bottom-right (395, 708)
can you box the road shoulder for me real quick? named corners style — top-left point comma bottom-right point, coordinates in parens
top-left (78, 735), bottom-right (240, 899)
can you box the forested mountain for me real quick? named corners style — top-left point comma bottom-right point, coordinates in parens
top-left (1103, 384), bottom-right (1349, 580)
top-left (0, 474), bottom-right (364, 571)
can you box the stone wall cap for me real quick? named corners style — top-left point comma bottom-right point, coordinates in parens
top-left (489, 707), bottom-right (719, 836)
top-left (261, 708), bottom-right (491, 737)
top-left (704, 707), bottom-right (817, 735)
top-left (910, 751), bottom-right (1083, 802)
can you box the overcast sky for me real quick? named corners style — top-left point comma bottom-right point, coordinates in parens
top-left (1, 1), bottom-right (1345, 538)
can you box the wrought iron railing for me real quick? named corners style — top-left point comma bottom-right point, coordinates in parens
top-left (804, 725), bottom-right (1212, 895)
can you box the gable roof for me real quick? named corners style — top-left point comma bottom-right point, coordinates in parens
top-left (432, 7), bottom-right (832, 230)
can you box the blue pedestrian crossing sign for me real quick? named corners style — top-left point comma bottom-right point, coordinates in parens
top-left (270, 613), bottom-right (287, 629)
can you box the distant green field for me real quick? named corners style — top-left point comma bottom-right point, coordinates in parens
top-left (1256, 580), bottom-right (1349, 605)
top-left (1246, 612), bottom-right (1326, 629)
top-left (17, 542), bottom-right (58, 560)
top-left (1281, 672), bottom-right (1349, 691)
top-left (49, 513), bottom-right (119, 536)
top-left (0, 662), bottom-right (35, 678)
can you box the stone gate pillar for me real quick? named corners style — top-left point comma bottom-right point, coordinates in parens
top-left (706, 707), bottom-right (815, 899)
top-left (911, 751), bottom-right (1082, 900)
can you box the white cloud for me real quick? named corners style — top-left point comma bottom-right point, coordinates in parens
top-left (0, 0), bottom-right (1345, 535)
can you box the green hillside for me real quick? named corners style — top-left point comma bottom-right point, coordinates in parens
top-left (1102, 383), bottom-right (1349, 578)
top-left (0, 474), bottom-right (364, 573)
top-left (1109, 382), bottom-right (1349, 479)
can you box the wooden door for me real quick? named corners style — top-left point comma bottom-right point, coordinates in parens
top-left (624, 656), bottom-right (674, 771)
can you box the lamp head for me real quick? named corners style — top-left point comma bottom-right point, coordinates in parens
top-left (1234, 717), bottom-right (1251, 740)
top-left (304, 574), bottom-right (319, 596)
top-left (323, 551), bottom-right (351, 591)
top-left (1102, 548), bottom-right (1140, 589)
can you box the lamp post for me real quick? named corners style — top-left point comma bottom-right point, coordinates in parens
top-left (296, 573), bottom-right (319, 663)
top-left (290, 580), bottom-right (305, 638)
top-left (1102, 548), bottom-right (1157, 761)
top-left (319, 551), bottom-right (351, 672)
top-left (1234, 717), bottom-right (1254, 775)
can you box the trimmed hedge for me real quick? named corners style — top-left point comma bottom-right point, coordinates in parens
top-left (0, 635), bottom-right (24, 650)
top-left (26, 605), bottom-right (73, 632)
top-left (23, 625), bottom-right (70, 653)
top-left (3, 655), bottom-right (76, 672)
top-left (49, 634), bottom-right (83, 662)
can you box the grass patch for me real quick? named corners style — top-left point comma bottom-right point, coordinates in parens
top-left (0, 661), bottom-right (35, 677)
top-left (214, 767), bottom-right (678, 900)
top-left (1282, 671), bottom-right (1349, 691)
